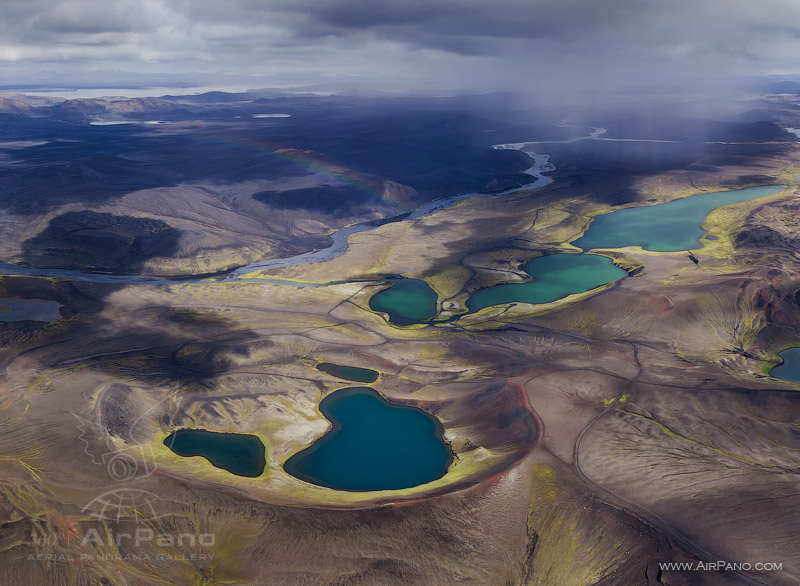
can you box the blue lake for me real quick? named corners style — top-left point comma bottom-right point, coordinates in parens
top-left (770, 347), bottom-right (800, 383)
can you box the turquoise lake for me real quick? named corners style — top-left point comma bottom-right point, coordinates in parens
top-left (164, 429), bottom-right (266, 477)
top-left (465, 253), bottom-right (627, 312)
top-left (770, 348), bottom-right (800, 383)
top-left (573, 185), bottom-right (786, 251)
top-left (369, 279), bottom-right (438, 325)
top-left (284, 387), bottom-right (452, 491)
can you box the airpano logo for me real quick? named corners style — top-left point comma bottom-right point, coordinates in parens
top-left (79, 526), bottom-right (216, 549)
top-left (26, 488), bottom-right (215, 562)
top-left (78, 488), bottom-right (215, 551)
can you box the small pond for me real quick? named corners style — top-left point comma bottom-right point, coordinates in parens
top-left (316, 362), bottom-right (379, 383)
top-left (0, 298), bottom-right (63, 322)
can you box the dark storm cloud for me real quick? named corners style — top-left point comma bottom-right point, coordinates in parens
top-left (5, 0), bottom-right (148, 36)
top-left (2, 0), bottom-right (800, 89)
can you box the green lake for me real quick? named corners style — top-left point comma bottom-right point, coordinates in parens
top-left (369, 279), bottom-right (438, 325)
top-left (164, 429), bottom-right (266, 477)
top-left (316, 362), bottom-right (379, 383)
top-left (573, 185), bottom-right (785, 251)
top-left (284, 387), bottom-right (452, 491)
top-left (465, 253), bottom-right (627, 313)
top-left (770, 348), bottom-right (800, 383)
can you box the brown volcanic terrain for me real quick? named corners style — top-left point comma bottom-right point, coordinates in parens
top-left (0, 91), bottom-right (800, 585)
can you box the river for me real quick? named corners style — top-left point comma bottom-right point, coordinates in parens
top-left (0, 142), bottom-right (555, 286)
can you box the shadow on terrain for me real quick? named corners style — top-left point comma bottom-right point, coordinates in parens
top-left (83, 306), bottom-right (259, 390)
top-left (21, 211), bottom-right (182, 273)
top-left (0, 275), bottom-right (258, 393)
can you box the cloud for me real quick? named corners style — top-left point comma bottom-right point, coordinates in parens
top-left (1, 0), bottom-right (800, 91)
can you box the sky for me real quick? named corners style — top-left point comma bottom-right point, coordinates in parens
top-left (2, 0), bottom-right (800, 92)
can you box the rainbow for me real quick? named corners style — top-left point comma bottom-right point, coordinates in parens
top-left (195, 130), bottom-right (402, 209)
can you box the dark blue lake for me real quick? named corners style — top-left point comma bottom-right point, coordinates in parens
top-left (164, 428), bottom-right (266, 477)
top-left (284, 387), bottom-right (452, 491)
